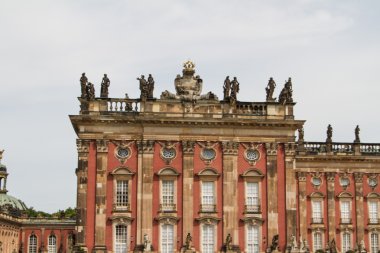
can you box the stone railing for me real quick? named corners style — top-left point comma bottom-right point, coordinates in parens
top-left (311, 217), bottom-right (323, 224)
top-left (107, 98), bottom-right (140, 112)
top-left (159, 203), bottom-right (176, 212)
top-left (298, 142), bottom-right (380, 156)
top-left (200, 204), bottom-right (217, 213)
top-left (235, 102), bottom-right (267, 116)
top-left (244, 204), bottom-right (261, 213)
top-left (112, 203), bottom-right (131, 212)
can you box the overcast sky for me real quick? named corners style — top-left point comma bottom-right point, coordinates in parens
top-left (1, 0), bottom-right (379, 212)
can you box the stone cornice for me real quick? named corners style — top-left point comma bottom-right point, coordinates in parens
top-left (265, 142), bottom-right (278, 156)
top-left (137, 140), bottom-right (155, 154)
top-left (222, 141), bottom-right (239, 155)
top-left (354, 172), bottom-right (364, 183)
top-left (96, 139), bottom-right (109, 153)
top-left (182, 140), bottom-right (195, 154)
top-left (76, 139), bottom-right (90, 154)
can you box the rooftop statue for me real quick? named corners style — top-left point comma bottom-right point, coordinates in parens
top-left (86, 82), bottom-right (95, 100)
top-left (80, 73), bottom-right (88, 98)
top-left (161, 61), bottom-right (218, 101)
top-left (223, 76), bottom-right (231, 100)
top-left (279, 78), bottom-right (293, 104)
top-left (355, 125), bottom-right (360, 143)
top-left (100, 74), bottom-right (110, 98)
top-left (326, 124), bottom-right (333, 143)
top-left (230, 77), bottom-right (240, 101)
top-left (137, 75), bottom-right (149, 100)
top-left (266, 77), bottom-right (276, 102)
top-left (147, 74), bottom-right (154, 99)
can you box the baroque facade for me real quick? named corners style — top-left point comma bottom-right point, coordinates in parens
top-left (70, 62), bottom-right (380, 253)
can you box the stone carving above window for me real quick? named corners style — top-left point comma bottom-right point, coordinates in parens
top-left (198, 142), bottom-right (218, 165)
top-left (158, 142), bottom-right (178, 164)
top-left (242, 143), bottom-right (261, 165)
top-left (113, 141), bottom-right (133, 164)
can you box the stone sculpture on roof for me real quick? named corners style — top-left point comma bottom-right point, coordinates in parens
top-left (161, 61), bottom-right (218, 101)
top-left (100, 74), bottom-right (110, 98)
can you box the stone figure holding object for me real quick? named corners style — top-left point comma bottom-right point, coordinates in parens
top-left (138, 75), bottom-right (149, 99)
top-left (355, 125), bottom-right (360, 143)
top-left (100, 74), bottom-right (110, 98)
top-left (230, 77), bottom-right (240, 100)
top-left (147, 74), bottom-right (155, 99)
top-left (86, 82), bottom-right (95, 100)
top-left (223, 76), bottom-right (231, 100)
top-left (225, 233), bottom-right (232, 250)
top-left (266, 77), bottom-right (276, 101)
top-left (185, 233), bottom-right (192, 250)
top-left (326, 124), bottom-right (333, 142)
top-left (80, 73), bottom-right (88, 98)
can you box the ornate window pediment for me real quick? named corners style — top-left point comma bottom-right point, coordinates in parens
top-left (197, 168), bottom-right (220, 180)
top-left (154, 215), bottom-right (179, 225)
top-left (240, 217), bottom-right (264, 226)
top-left (309, 192), bottom-right (325, 199)
top-left (337, 192), bottom-right (353, 199)
top-left (241, 169), bottom-right (264, 179)
top-left (109, 216), bottom-right (134, 225)
top-left (195, 216), bottom-right (221, 225)
top-left (156, 167), bottom-right (180, 177)
top-left (366, 192), bottom-right (380, 199)
top-left (110, 167), bottom-right (134, 178)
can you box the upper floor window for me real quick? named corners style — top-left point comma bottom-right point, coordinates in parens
top-left (116, 180), bottom-right (128, 207)
top-left (161, 180), bottom-right (175, 211)
top-left (202, 181), bottom-right (215, 212)
top-left (246, 182), bottom-right (260, 213)
top-left (161, 224), bottom-right (174, 253)
top-left (48, 235), bottom-right (57, 253)
top-left (340, 201), bottom-right (351, 224)
top-left (115, 224), bottom-right (127, 253)
top-left (371, 233), bottom-right (379, 253)
top-left (246, 224), bottom-right (259, 253)
top-left (202, 224), bottom-right (215, 253)
top-left (369, 201), bottom-right (379, 224)
top-left (29, 234), bottom-right (37, 253)
top-left (312, 201), bottom-right (323, 223)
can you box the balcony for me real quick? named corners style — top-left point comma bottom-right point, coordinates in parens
top-left (244, 204), bottom-right (261, 213)
top-left (159, 203), bottom-right (176, 212)
top-left (340, 218), bottom-right (352, 224)
top-left (113, 203), bottom-right (130, 213)
top-left (200, 204), bottom-right (216, 213)
top-left (369, 218), bottom-right (379, 224)
top-left (311, 217), bottom-right (323, 224)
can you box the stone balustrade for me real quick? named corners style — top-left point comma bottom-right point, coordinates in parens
top-left (299, 142), bottom-right (380, 156)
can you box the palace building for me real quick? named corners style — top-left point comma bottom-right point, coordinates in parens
top-left (69, 61), bottom-right (380, 253)
top-left (1, 61), bottom-right (380, 253)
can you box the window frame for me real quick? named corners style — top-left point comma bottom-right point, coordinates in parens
top-left (157, 167), bottom-right (179, 212)
top-left (48, 234), bottom-right (57, 253)
top-left (246, 224), bottom-right (260, 253)
top-left (110, 167), bottom-right (134, 212)
top-left (28, 234), bottom-right (38, 253)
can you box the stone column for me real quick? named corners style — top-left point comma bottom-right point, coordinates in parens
top-left (285, 143), bottom-right (297, 246)
top-left (75, 139), bottom-right (90, 248)
top-left (297, 172), bottom-right (307, 245)
top-left (182, 140), bottom-right (195, 243)
top-left (326, 172), bottom-right (336, 242)
top-left (137, 140), bottom-right (155, 246)
top-left (93, 139), bottom-right (109, 252)
top-left (266, 143), bottom-right (279, 245)
top-left (222, 141), bottom-right (240, 247)
top-left (354, 173), bottom-right (364, 245)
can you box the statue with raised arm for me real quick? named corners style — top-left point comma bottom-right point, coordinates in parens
top-left (279, 78), bottom-right (293, 104)
top-left (223, 76), bottom-right (231, 100)
top-left (355, 125), bottom-right (360, 143)
top-left (138, 75), bottom-right (149, 100)
top-left (230, 77), bottom-right (240, 100)
top-left (266, 77), bottom-right (276, 101)
top-left (80, 73), bottom-right (88, 98)
top-left (100, 74), bottom-right (110, 98)
top-left (147, 74), bottom-right (155, 99)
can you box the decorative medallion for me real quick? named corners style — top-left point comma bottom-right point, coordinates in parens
top-left (340, 177), bottom-right (350, 189)
top-left (369, 176), bottom-right (378, 189)
top-left (159, 142), bottom-right (178, 164)
top-left (113, 141), bottom-right (133, 164)
top-left (199, 142), bottom-right (218, 165)
top-left (243, 143), bottom-right (262, 165)
top-left (312, 177), bottom-right (322, 187)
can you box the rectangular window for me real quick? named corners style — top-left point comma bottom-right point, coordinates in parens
top-left (342, 233), bottom-right (351, 253)
top-left (162, 180), bottom-right (174, 206)
top-left (246, 182), bottom-right (259, 212)
top-left (341, 201), bottom-right (350, 223)
top-left (202, 182), bottom-right (215, 212)
top-left (202, 225), bottom-right (215, 253)
top-left (371, 233), bottom-right (379, 253)
top-left (247, 225), bottom-right (259, 253)
top-left (115, 225), bottom-right (127, 253)
top-left (369, 202), bottom-right (378, 224)
top-left (116, 180), bottom-right (128, 207)
top-left (312, 201), bottom-right (322, 223)
top-left (313, 233), bottom-right (323, 252)
top-left (161, 224), bottom-right (174, 253)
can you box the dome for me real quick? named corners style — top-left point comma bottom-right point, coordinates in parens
top-left (0, 193), bottom-right (27, 211)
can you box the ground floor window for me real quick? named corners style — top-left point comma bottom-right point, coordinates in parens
top-left (29, 234), bottom-right (37, 253)
top-left (342, 232), bottom-right (351, 253)
top-left (313, 232), bottom-right (323, 252)
top-left (202, 224), bottom-right (215, 253)
top-left (161, 224), bottom-right (174, 253)
top-left (371, 233), bottom-right (379, 253)
top-left (48, 235), bottom-right (57, 253)
top-left (115, 225), bottom-right (127, 253)
top-left (246, 225), bottom-right (259, 253)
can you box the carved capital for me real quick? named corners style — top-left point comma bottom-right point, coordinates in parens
top-left (265, 142), bottom-right (278, 156)
top-left (137, 140), bottom-right (154, 154)
top-left (354, 172), bottom-right (364, 183)
top-left (76, 139), bottom-right (90, 153)
top-left (326, 172), bottom-right (336, 182)
top-left (182, 140), bottom-right (195, 154)
top-left (297, 172), bottom-right (307, 182)
top-left (284, 143), bottom-right (297, 156)
top-left (222, 141), bottom-right (239, 155)
top-left (96, 139), bottom-right (109, 153)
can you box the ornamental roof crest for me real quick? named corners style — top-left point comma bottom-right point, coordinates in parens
top-left (161, 61), bottom-right (218, 101)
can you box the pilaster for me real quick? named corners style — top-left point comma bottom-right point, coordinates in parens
top-left (354, 172), bottom-right (364, 244)
top-left (326, 172), bottom-right (336, 242)
top-left (182, 140), bottom-right (195, 242)
top-left (296, 172), bottom-right (307, 244)
top-left (75, 139), bottom-right (90, 247)
top-left (285, 143), bottom-right (297, 247)
top-left (137, 140), bottom-right (154, 247)
top-left (222, 141), bottom-right (240, 247)
top-left (266, 142), bottom-right (279, 246)
top-left (94, 139), bottom-right (109, 252)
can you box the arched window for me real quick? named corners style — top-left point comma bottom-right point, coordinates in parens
top-left (246, 224), bottom-right (259, 253)
top-left (28, 234), bottom-right (37, 253)
top-left (313, 232), bottom-right (323, 252)
top-left (371, 233), bottom-right (379, 253)
top-left (48, 235), bottom-right (57, 253)
top-left (115, 224), bottom-right (127, 253)
top-left (161, 224), bottom-right (174, 253)
top-left (202, 224), bottom-right (215, 253)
